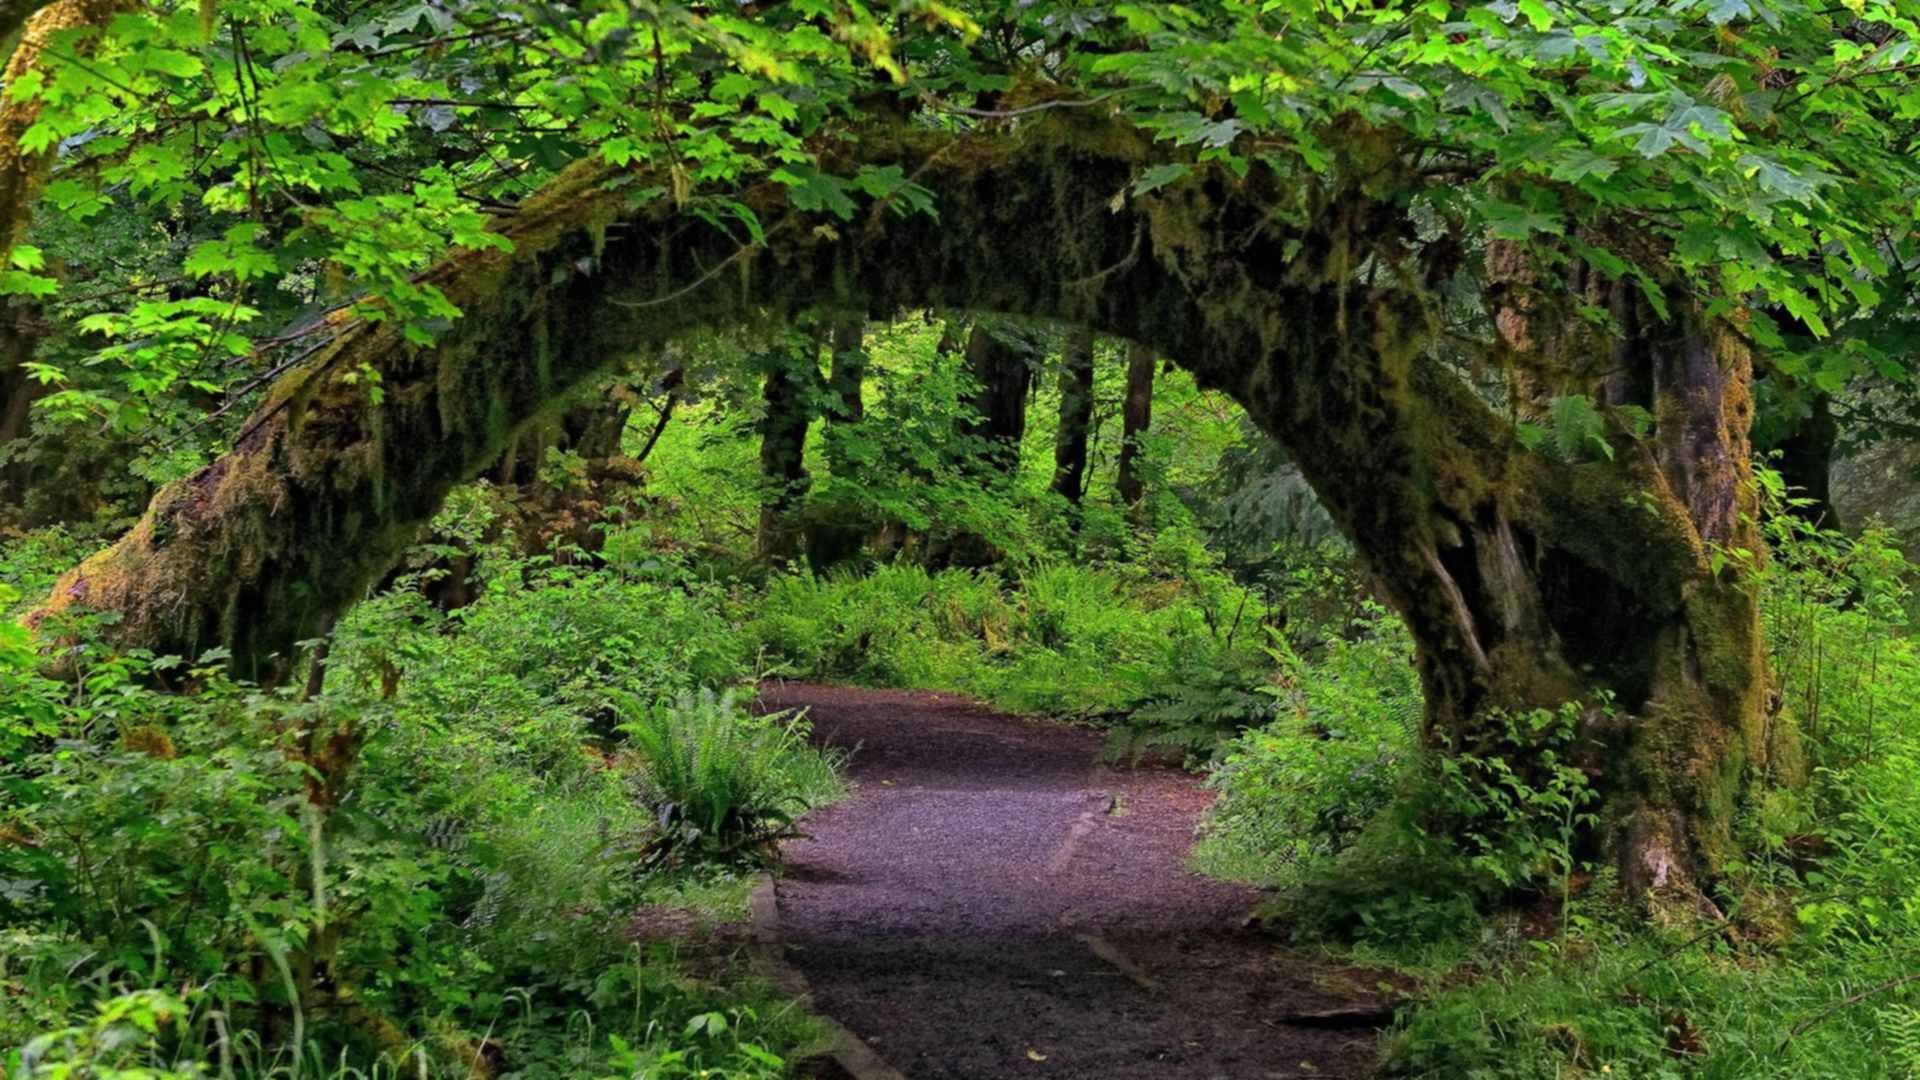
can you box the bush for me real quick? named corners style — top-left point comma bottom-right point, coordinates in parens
top-left (1192, 608), bottom-right (1421, 888)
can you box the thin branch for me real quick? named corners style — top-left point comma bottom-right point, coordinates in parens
top-left (1778, 971), bottom-right (1920, 1051)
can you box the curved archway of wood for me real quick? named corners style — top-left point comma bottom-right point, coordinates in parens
top-left (28, 115), bottom-right (1781, 900)
top-left (31, 119), bottom-right (1447, 673)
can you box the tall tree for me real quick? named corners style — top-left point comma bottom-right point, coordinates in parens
top-left (1050, 328), bottom-right (1095, 503)
top-left (1115, 341), bottom-right (1155, 507)
top-left (755, 338), bottom-right (820, 562)
top-left (959, 320), bottom-right (1032, 479)
top-left (825, 320), bottom-right (866, 426)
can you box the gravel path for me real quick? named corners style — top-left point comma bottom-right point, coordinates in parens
top-left (761, 683), bottom-right (1381, 1080)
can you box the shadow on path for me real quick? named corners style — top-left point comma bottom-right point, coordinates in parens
top-left (762, 683), bottom-right (1382, 1080)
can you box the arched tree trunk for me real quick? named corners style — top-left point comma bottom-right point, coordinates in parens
top-left (1050, 328), bottom-right (1095, 503)
top-left (1115, 341), bottom-right (1155, 507)
top-left (28, 120), bottom-right (1788, 902)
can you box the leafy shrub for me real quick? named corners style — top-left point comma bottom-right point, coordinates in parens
top-left (1100, 643), bottom-right (1275, 764)
top-left (0, 526), bottom-right (99, 621)
top-left (1192, 610), bottom-right (1421, 887)
top-left (1195, 595), bottom-right (1603, 949)
top-left (619, 688), bottom-right (844, 866)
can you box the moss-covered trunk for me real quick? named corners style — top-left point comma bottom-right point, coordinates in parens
top-left (825, 320), bottom-right (866, 426)
top-left (0, 301), bottom-right (43, 517)
top-left (960, 321), bottom-right (1032, 479)
top-left (755, 340), bottom-right (819, 562)
top-left (1233, 273), bottom-right (1784, 907)
top-left (1115, 341), bottom-right (1155, 507)
top-left (28, 118), bottom-right (1786, 899)
top-left (1050, 328), bottom-right (1095, 503)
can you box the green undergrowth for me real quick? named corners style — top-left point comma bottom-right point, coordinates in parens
top-left (1376, 515), bottom-right (1920, 1079)
top-left (1180, 495), bottom-right (1920, 1078)
top-left (1, 517), bottom-right (845, 1077)
top-left (741, 550), bottom-right (1271, 721)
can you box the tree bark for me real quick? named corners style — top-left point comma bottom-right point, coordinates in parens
top-left (825, 320), bottom-right (866, 425)
top-left (0, 0), bottom-right (121, 260)
top-left (1050, 328), bottom-right (1095, 503)
top-left (1116, 341), bottom-right (1155, 506)
top-left (0, 0), bottom-right (126, 524)
top-left (960, 320), bottom-right (1032, 479)
top-left (1774, 391), bottom-right (1840, 531)
top-left (0, 299), bottom-right (44, 518)
top-left (28, 119), bottom-right (1787, 901)
top-left (755, 339), bottom-right (818, 562)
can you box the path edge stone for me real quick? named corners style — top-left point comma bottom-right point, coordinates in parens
top-left (749, 871), bottom-right (910, 1080)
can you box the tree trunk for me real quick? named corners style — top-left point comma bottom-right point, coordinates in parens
top-left (0, 300), bottom-right (44, 519)
top-left (1774, 391), bottom-right (1840, 531)
top-left (0, 0), bottom-right (120, 260)
top-left (826, 319), bottom-right (866, 425)
top-left (1115, 341), bottom-right (1155, 506)
top-left (961, 320), bottom-right (1031, 479)
top-left (0, 0), bottom-right (126, 526)
top-left (755, 340), bottom-right (818, 562)
top-left (30, 119), bottom-right (1787, 901)
top-left (1050, 328), bottom-right (1095, 503)
top-left (1247, 278), bottom-right (1787, 911)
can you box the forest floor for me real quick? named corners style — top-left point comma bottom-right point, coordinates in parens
top-left (758, 683), bottom-right (1392, 1080)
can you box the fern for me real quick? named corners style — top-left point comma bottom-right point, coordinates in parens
top-left (1102, 663), bottom-right (1272, 765)
top-left (616, 688), bottom-right (844, 866)
top-left (1884, 1004), bottom-right (1920, 1078)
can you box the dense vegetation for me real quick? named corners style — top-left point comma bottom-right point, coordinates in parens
top-left (3, 0), bottom-right (1920, 1075)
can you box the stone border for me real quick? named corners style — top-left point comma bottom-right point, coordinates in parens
top-left (749, 872), bottom-right (909, 1080)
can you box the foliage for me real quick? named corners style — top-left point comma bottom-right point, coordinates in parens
top-left (618, 688), bottom-right (844, 867)
top-left (1371, 489), bottom-right (1920, 1077)
top-left (1192, 609), bottom-right (1422, 889)
top-left (2, 559), bottom-right (840, 1075)
top-left (746, 555), bottom-right (1267, 719)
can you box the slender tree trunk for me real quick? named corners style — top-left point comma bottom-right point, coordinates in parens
top-left (0, 301), bottom-right (43, 518)
top-left (631, 368), bottom-right (683, 467)
top-left (826, 320), bottom-right (866, 425)
top-left (1774, 391), bottom-right (1841, 531)
top-left (1050, 328), bottom-right (1095, 503)
top-left (1116, 340), bottom-right (1155, 506)
top-left (961, 320), bottom-right (1031, 479)
top-left (755, 340), bottom-right (818, 562)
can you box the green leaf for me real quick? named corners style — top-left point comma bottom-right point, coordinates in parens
top-left (1131, 163), bottom-right (1192, 197)
top-left (771, 165), bottom-right (857, 220)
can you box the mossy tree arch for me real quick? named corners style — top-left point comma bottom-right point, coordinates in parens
top-left (30, 115), bottom-right (1788, 907)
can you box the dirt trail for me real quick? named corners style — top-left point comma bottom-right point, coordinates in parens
top-left (761, 684), bottom-right (1382, 1080)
